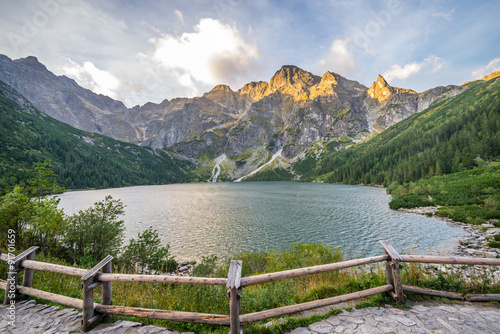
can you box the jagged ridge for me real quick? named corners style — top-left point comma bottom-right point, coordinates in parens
top-left (0, 54), bottom-right (473, 181)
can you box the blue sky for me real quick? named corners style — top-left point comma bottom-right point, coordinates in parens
top-left (0, 0), bottom-right (499, 107)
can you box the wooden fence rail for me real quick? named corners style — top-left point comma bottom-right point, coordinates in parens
top-left (1, 240), bottom-right (500, 333)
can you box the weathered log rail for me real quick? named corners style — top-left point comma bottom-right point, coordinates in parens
top-left (1, 240), bottom-right (500, 333)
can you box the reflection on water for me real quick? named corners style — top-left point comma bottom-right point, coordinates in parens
top-left (57, 182), bottom-right (463, 260)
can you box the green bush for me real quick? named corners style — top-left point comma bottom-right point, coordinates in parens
top-left (488, 241), bottom-right (500, 248)
top-left (165, 258), bottom-right (178, 273)
top-left (64, 196), bottom-right (125, 264)
top-left (120, 226), bottom-right (175, 273)
top-left (389, 194), bottom-right (432, 209)
top-left (193, 255), bottom-right (219, 277)
top-left (495, 234), bottom-right (500, 241)
top-left (484, 197), bottom-right (499, 210)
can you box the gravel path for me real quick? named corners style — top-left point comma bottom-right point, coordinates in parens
top-left (1, 299), bottom-right (499, 333)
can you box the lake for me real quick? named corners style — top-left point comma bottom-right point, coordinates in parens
top-left (56, 181), bottom-right (464, 261)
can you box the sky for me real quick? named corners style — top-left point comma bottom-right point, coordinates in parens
top-left (1, 0), bottom-right (499, 107)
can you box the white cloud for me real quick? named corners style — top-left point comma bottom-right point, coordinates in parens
top-left (383, 55), bottom-right (446, 83)
top-left (174, 10), bottom-right (184, 24)
top-left (61, 59), bottom-right (121, 99)
top-left (144, 18), bottom-right (259, 89)
top-left (316, 39), bottom-right (356, 75)
top-left (383, 62), bottom-right (422, 82)
top-left (424, 55), bottom-right (445, 74)
top-left (472, 57), bottom-right (500, 79)
top-left (432, 9), bottom-right (455, 22)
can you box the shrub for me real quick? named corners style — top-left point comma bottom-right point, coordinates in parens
top-left (164, 258), bottom-right (178, 273)
top-left (193, 255), bottom-right (219, 277)
top-left (484, 197), bottom-right (500, 210)
top-left (64, 195), bottom-right (125, 264)
top-left (389, 194), bottom-right (432, 209)
top-left (235, 250), bottom-right (268, 277)
top-left (488, 241), bottom-right (500, 248)
top-left (120, 226), bottom-right (175, 273)
top-left (495, 234), bottom-right (500, 241)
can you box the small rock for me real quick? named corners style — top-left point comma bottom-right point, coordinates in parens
top-left (484, 252), bottom-right (498, 258)
top-left (178, 266), bottom-right (189, 272)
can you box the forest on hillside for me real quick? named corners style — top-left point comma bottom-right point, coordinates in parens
top-left (0, 90), bottom-right (194, 194)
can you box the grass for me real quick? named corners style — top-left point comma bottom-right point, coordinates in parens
top-left (1, 243), bottom-right (500, 333)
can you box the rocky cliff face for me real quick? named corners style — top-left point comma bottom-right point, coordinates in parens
top-left (0, 55), bottom-right (138, 142)
top-left (365, 74), bottom-right (466, 133)
top-left (0, 55), bottom-right (469, 179)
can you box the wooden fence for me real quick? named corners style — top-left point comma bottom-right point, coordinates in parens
top-left (1, 240), bottom-right (500, 333)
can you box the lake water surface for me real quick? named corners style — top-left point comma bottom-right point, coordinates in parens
top-left (57, 182), bottom-right (463, 260)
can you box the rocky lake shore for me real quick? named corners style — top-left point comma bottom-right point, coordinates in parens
top-left (398, 206), bottom-right (500, 283)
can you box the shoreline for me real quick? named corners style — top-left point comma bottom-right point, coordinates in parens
top-left (397, 207), bottom-right (500, 284)
top-left (397, 206), bottom-right (500, 258)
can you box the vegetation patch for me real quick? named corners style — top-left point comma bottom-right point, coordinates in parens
top-left (389, 194), bottom-right (432, 209)
top-left (388, 164), bottom-right (500, 224)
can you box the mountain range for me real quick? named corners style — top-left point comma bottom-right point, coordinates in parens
top-left (0, 54), bottom-right (496, 183)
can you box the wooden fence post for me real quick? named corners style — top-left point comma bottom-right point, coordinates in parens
top-left (227, 260), bottom-right (242, 334)
top-left (101, 259), bottom-right (112, 306)
top-left (383, 255), bottom-right (395, 294)
top-left (3, 246), bottom-right (38, 305)
top-left (82, 275), bottom-right (94, 332)
top-left (379, 241), bottom-right (404, 303)
top-left (81, 255), bottom-right (113, 331)
top-left (22, 247), bottom-right (37, 288)
top-left (391, 261), bottom-right (404, 303)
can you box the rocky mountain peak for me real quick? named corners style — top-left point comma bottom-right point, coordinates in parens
top-left (203, 83), bottom-right (249, 114)
top-left (237, 81), bottom-right (268, 101)
top-left (264, 65), bottom-right (321, 100)
top-left (14, 56), bottom-right (48, 71)
top-left (309, 71), bottom-right (368, 99)
top-left (320, 71), bottom-right (341, 86)
top-left (309, 72), bottom-right (340, 99)
top-left (209, 84), bottom-right (234, 93)
top-left (204, 84), bottom-right (236, 100)
top-left (375, 74), bottom-right (389, 86)
top-left (368, 74), bottom-right (416, 101)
